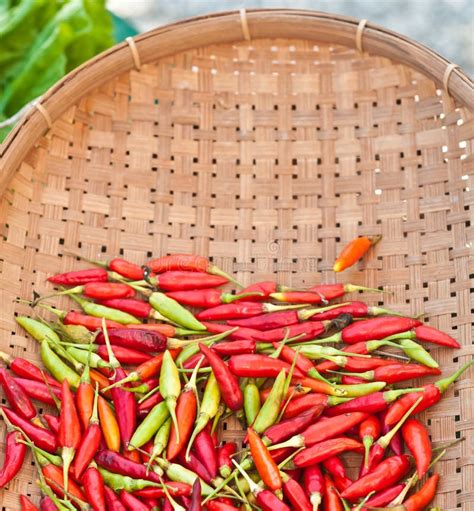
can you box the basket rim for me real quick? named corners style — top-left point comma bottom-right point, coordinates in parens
top-left (0, 8), bottom-right (472, 195)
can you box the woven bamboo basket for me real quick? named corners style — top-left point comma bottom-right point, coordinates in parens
top-left (0, 9), bottom-right (472, 510)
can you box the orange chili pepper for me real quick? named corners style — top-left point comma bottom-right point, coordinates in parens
top-left (97, 396), bottom-right (120, 452)
top-left (333, 236), bottom-right (381, 272)
top-left (90, 369), bottom-right (112, 399)
top-left (167, 361), bottom-right (199, 461)
top-left (247, 427), bottom-right (282, 491)
top-left (58, 379), bottom-right (81, 494)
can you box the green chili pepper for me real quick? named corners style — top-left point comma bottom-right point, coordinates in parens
top-left (252, 369), bottom-right (286, 434)
top-left (16, 316), bottom-right (61, 343)
top-left (335, 381), bottom-right (387, 397)
top-left (68, 294), bottom-right (141, 324)
top-left (155, 458), bottom-right (214, 495)
top-left (147, 417), bottom-right (172, 468)
top-left (40, 340), bottom-right (80, 389)
top-left (98, 467), bottom-right (160, 492)
top-left (298, 345), bottom-right (369, 360)
top-left (397, 338), bottom-right (439, 368)
top-left (244, 379), bottom-right (261, 426)
top-left (160, 350), bottom-right (181, 442)
top-left (149, 292), bottom-right (206, 331)
top-left (129, 401), bottom-right (170, 449)
top-left (186, 371), bottom-right (221, 459)
top-left (52, 322), bottom-right (94, 344)
top-left (65, 346), bottom-right (110, 369)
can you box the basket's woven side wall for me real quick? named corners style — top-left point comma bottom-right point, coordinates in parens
top-left (0, 39), bottom-right (472, 510)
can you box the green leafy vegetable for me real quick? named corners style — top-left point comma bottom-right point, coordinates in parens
top-left (0, 0), bottom-right (114, 141)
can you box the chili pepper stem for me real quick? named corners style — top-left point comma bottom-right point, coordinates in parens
top-left (159, 475), bottom-right (186, 511)
top-left (209, 265), bottom-right (243, 288)
top-left (363, 436), bottom-right (374, 468)
top-left (436, 360), bottom-right (474, 393)
top-left (61, 446), bottom-right (75, 496)
top-left (298, 302), bottom-right (352, 321)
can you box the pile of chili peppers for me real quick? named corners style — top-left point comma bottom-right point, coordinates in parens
top-left (0, 251), bottom-right (471, 511)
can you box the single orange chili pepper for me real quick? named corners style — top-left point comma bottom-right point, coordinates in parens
top-left (76, 344), bottom-right (94, 431)
top-left (89, 369), bottom-right (112, 399)
top-left (58, 379), bottom-right (81, 494)
top-left (97, 396), bottom-right (120, 452)
top-left (167, 358), bottom-right (200, 460)
top-left (323, 473), bottom-right (344, 511)
top-left (333, 235), bottom-right (381, 272)
top-left (247, 427), bottom-right (282, 491)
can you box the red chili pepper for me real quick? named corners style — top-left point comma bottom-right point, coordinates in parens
top-left (397, 474), bottom-right (439, 511)
top-left (0, 351), bottom-right (61, 388)
top-left (227, 310), bottom-right (300, 330)
top-left (199, 343), bottom-right (243, 411)
top-left (59, 379), bottom-right (81, 493)
top-left (212, 339), bottom-right (256, 356)
top-left (133, 482), bottom-right (192, 499)
top-left (109, 258), bottom-right (145, 280)
top-left (0, 369), bottom-right (41, 422)
top-left (98, 298), bottom-right (153, 318)
top-left (120, 490), bottom-right (149, 511)
top-left (166, 289), bottom-right (263, 308)
top-left (147, 254), bottom-right (239, 284)
top-left (98, 345), bottom-right (152, 365)
top-left (239, 281), bottom-right (278, 300)
top-left (229, 354), bottom-right (305, 379)
top-left (323, 473), bottom-right (344, 511)
top-left (110, 367), bottom-right (137, 449)
top-left (401, 418), bottom-right (431, 478)
top-left (282, 471), bottom-right (313, 511)
top-left (304, 301), bottom-right (399, 321)
top-left (188, 478), bottom-right (202, 511)
top-left (0, 411), bottom-right (27, 488)
top-left (322, 457), bottom-right (352, 492)
top-left (260, 322), bottom-right (327, 343)
top-left (333, 236), bottom-right (381, 272)
top-left (197, 301), bottom-right (275, 321)
top-left (13, 377), bottom-right (61, 406)
top-left (44, 413), bottom-right (60, 435)
top-left (64, 311), bottom-right (123, 330)
top-left (263, 406), bottom-right (324, 445)
top-left (147, 271), bottom-right (228, 291)
top-left (138, 392), bottom-right (164, 418)
top-left (303, 464), bottom-right (324, 510)
top-left (20, 495), bottom-right (39, 511)
top-left (248, 427), bottom-right (282, 491)
top-left (341, 455), bottom-right (410, 500)
top-left (206, 502), bottom-right (239, 511)
top-left (104, 486), bottom-right (127, 511)
top-left (201, 321), bottom-right (262, 341)
top-left (39, 497), bottom-right (57, 511)
top-left (178, 451), bottom-right (212, 484)
top-left (384, 361), bottom-right (473, 426)
top-left (297, 412), bottom-right (368, 446)
top-left (325, 317), bottom-right (422, 344)
top-left (314, 340), bottom-right (395, 373)
top-left (95, 328), bottom-right (167, 352)
top-left (194, 428), bottom-right (218, 480)
top-left (359, 483), bottom-right (406, 510)
top-left (77, 282), bottom-right (136, 300)
top-left (270, 291), bottom-right (329, 305)
top-left (386, 324), bottom-right (460, 349)
top-left (74, 388), bottom-right (102, 480)
top-left (217, 442), bottom-right (237, 478)
top-left (1, 407), bottom-right (57, 452)
top-left (294, 437), bottom-right (363, 467)
top-left (325, 388), bottom-right (422, 417)
top-left (281, 394), bottom-right (338, 419)
top-left (82, 465), bottom-right (107, 511)
top-left (48, 268), bottom-right (108, 285)
top-left (339, 363), bottom-right (441, 384)
top-left (359, 415), bottom-right (382, 469)
top-left (95, 449), bottom-right (162, 483)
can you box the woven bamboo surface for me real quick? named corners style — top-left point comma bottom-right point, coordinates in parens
top-left (0, 9), bottom-right (473, 510)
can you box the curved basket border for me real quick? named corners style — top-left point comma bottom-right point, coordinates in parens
top-left (0, 8), bottom-right (472, 195)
